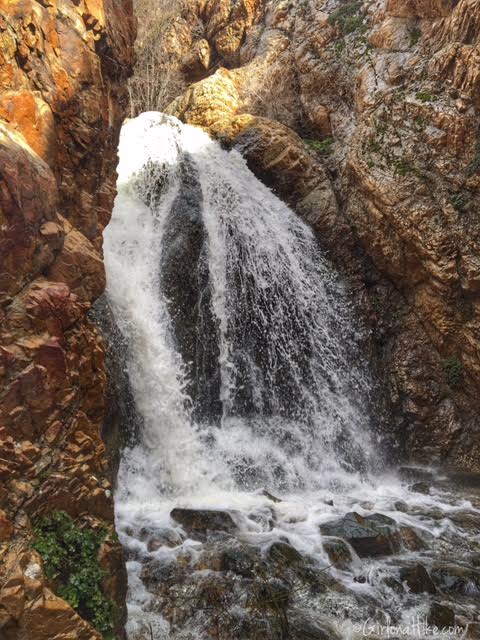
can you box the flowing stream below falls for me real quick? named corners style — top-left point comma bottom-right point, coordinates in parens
top-left (102, 113), bottom-right (480, 640)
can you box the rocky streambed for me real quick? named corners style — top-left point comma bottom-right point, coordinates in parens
top-left (120, 467), bottom-right (480, 639)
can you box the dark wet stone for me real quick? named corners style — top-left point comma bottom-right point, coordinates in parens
top-left (219, 546), bottom-right (261, 578)
top-left (170, 508), bottom-right (237, 538)
top-left (261, 489), bottom-right (282, 503)
top-left (289, 614), bottom-right (341, 640)
top-left (431, 564), bottom-right (480, 595)
top-left (448, 510), bottom-right (480, 531)
top-left (322, 537), bottom-right (353, 570)
top-left (394, 500), bottom-right (409, 513)
top-left (410, 481), bottom-right (431, 495)
top-left (469, 553), bottom-right (480, 567)
top-left (267, 541), bottom-right (304, 566)
top-left (400, 563), bottom-right (437, 594)
top-left (320, 512), bottom-right (401, 557)
top-left (324, 499), bottom-right (334, 507)
top-left (399, 526), bottom-right (427, 551)
top-left (428, 602), bottom-right (455, 628)
top-left (381, 576), bottom-right (405, 595)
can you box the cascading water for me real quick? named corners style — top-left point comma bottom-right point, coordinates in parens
top-left (104, 113), bottom-right (480, 640)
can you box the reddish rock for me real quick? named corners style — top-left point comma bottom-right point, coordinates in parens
top-left (0, 0), bottom-right (135, 637)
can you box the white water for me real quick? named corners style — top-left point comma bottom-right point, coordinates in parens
top-left (103, 113), bottom-right (480, 639)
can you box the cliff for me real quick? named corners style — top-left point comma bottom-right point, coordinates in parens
top-left (152, 0), bottom-right (480, 473)
top-left (0, 0), bottom-right (135, 637)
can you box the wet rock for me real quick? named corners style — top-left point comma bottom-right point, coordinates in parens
top-left (322, 537), bottom-right (353, 570)
top-left (394, 500), bottom-right (409, 513)
top-left (248, 576), bottom-right (292, 610)
top-left (448, 511), bottom-right (480, 531)
top-left (382, 576), bottom-right (405, 595)
top-left (194, 540), bottom-right (261, 578)
top-left (261, 489), bottom-right (282, 503)
top-left (289, 614), bottom-right (341, 640)
top-left (320, 512), bottom-right (401, 557)
top-left (469, 553), bottom-right (480, 567)
top-left (410, 481), bottom-right (431, 495)
top-left (428, 602), bottom-right (455, 628)
top-left (399, 526), bottom-right (427, 551)
top-left (170, 508), bottom-right (238, 538)
top-left (146, 528), bottom-right (184, 551)
top-left (267, 541), bottom-right (304, 566)
top-left (431, 564), bottom-right (480, 595)
top-left (400, 564), bottom-right (437, 594)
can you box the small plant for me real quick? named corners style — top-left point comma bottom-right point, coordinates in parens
top-left (449, 192), bottom-right (466, 213)
top-left (442, 356), bottom-right (464, 388)
top-left (328, 2), bottom-right (366, 36)
top-left (415, 91), bottom-right (438, 103)
top-left (304, 137), bottom-right (334, 156)
top-left (467, 133), bottom-right (480, 176)
top-left (409, 27), bottom-right (421, 46)
top-left (32, 511), bottom-right (115, 636)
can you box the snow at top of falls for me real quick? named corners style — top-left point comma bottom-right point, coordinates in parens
top-left (103, 112), bottom-right (424, 638)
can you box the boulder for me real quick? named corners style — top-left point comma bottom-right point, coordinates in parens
top-left (399, 526), bottom-right (427, 551)
top-left (428, 602), bottom-right (455, 628)
top-left (322, 537), bottom-right (353, 570)
top-left (170, 508), bottom-right (238, 538)
top-left (431, 564), bottom-right (480, 595)
top-left (320, 512), bottom-right (401, 557)
top-left (410, 481), bottom-right (431, 495)
top-left (399, 564), bottom-right (437, 594)
top-left (382, 576), bottom-right (405, 595)
top-left (267, 541), bottom-right (304, 566)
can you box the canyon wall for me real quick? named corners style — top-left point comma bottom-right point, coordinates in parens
top-left (152, 0), bottom-right (480, 473)
top-left (0, 0), bottom-right (135, 637)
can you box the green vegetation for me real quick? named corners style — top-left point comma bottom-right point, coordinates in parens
top-left (449, 192), bottom-right (466, 213)
top-left (328, 2), bottom-right (366, 36)
top-left (415, 91), bottom-right (438, 103)
top-left (467, 133), bottom-right (480, 176)
top-left (32, 511), bottom-right (115, 636)
top-left (442, 356), bottom-right (464, 388)
top-left (409, 27), bottom-right (421, 46)
top-left (304, 137), bottom-right (334, 156)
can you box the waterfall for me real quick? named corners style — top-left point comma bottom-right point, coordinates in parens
top-left (103, 112), bottom-right (377, 637)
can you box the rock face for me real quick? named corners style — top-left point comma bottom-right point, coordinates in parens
top-left (158, 0), bottom-right (480, 474)
top-left (0, 0), bottom-right (135, 637)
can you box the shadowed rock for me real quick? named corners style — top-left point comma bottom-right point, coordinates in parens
top-left (320, 512), bottom-right (401, 557)
top-left (170, 508), bottom-right (238, 538)
top-left (400, 564), bottom-right (437, 594)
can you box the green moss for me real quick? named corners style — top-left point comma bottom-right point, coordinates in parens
top-left (32, 511), bottom-right (115, 636)
top-left (415, 91), bottom-right (438, 103)
top-left (304, 137), bottom-right (334, 156)
top-left (328, 2), bottom-right (365, 36)
top-left (442, 356), bottom-right (464, 388)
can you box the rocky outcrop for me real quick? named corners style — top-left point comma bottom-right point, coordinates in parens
top-left (0, 0), bottom-right (135, 637)
top-left (157, 0), bottom-right (480, 474)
